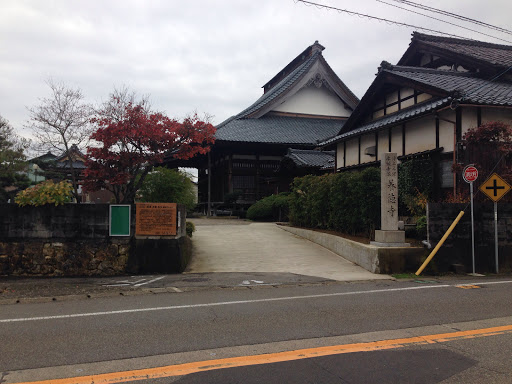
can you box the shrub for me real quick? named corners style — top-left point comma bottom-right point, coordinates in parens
top-left (289, 168), bottom-right (380, 237)
top-left (138, 167), bottom-right (196, 212)
top-left (15, 180), bottom-right (73, 206)
top-left (247, 193), bottom-right (290, 221)
top-left (186, 221), bottom-right (196, 237)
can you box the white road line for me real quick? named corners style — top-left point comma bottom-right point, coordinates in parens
top-left (0, 284), bottom-right (450, 323)
top-left (465, 280), bottom-right (512, 286)
top-left (134, 276), bottom-right (165, 287)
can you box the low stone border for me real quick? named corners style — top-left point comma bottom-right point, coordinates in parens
top-left (279, 225), bottom-right (425, 274)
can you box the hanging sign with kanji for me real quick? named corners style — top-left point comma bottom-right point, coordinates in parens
top-left (479, 173), bottom-right (511, 202)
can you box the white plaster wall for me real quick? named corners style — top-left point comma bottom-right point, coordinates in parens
top-left (385, 91), bottom-right (398, 105)
top-left (377, 130), bottom-right (389, 162)
top-left (439, 120), bottom-right (454, 152)
top-left (360, 134), bottom-right (376, 164)
top-left (461, 107), bottom-right (478, 136)
top-left (482, 108), bottom-right (512, 125)
top-left (345, 138), bottom-right (359, 166)
top-left (438, 110), bottom-right (456, 153)
top-left (417, 93), bottom-right (432, 103)
top-left (401, 87), bottom-right (414, 98)
top-left (391, 126), bottom-right (402, 155)
top-left (272, 85), bottom-right (352, 117)
top-left (405, 117), bottom-right (436, 155)
top-left (260, 155), bottom-right (282, 161)
top-left (336, 143), bottom-right (345, 169)
top-left (401, 97), bottom-right (415, 109)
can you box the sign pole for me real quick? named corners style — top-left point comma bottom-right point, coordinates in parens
top-left (463, 165), bottom-right (478, 275)
top-left (479, 173), bottom-right (511, 274)
top-left (494, 201), bottom-right (499, 274)
top-left (470, 181), bottom-right (475, 275)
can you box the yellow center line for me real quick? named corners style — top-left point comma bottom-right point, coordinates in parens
top-left (15, 324), bottom-right (512, 384)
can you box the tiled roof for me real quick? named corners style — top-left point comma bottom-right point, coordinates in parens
top-left (235, 51), bottom-right (322, 119)
top-left (320, 97), bottom-right (450, 146)
top-left (387, 65), bottom-right (512, 105)
top-left (285, 148), bottom-right (335, 168)
top-left (216, 115), bottom-right (344, 145)
top-left (320, 64), bottom-right (512, 146)
top-left (54, 161), bottom-right (86, 170)
top-left (408, 32), bottom-right (512, 68)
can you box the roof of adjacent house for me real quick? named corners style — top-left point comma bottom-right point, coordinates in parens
top-left (385, 64), bottom-right (512, 105)
top-left (216, 115), bottom-right (345, 145)
top-left (398, 32), bottom-right (512, 70)
top-left (54, 160), bottom-right (87, 170)
top-left (320, 63), bottom-right (512, 146)
top-left (284, 148), bottom-right (335, 169)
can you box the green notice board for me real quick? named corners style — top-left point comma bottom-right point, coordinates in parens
top-left (110, 205), bottom-right (131, 236)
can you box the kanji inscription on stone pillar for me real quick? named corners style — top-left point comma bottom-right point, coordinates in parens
top-left (382, 153), bottom-right (398, 231)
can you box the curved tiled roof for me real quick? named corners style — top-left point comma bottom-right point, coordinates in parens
top-left (400, 32), bottom-right (512, 68)
top-left (386, 66), bottom-right (512, 105)
top-left (216, 115), bottom-right (344, 145)
top-left (320, 97), bottom-right (450, 146)
top-left (321, 64), bottom-right (512, 146)
top-left (285, 148), bottom-right (335, 168)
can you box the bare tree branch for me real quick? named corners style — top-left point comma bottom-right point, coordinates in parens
top-left (25, 79), bottom-right (92, 202)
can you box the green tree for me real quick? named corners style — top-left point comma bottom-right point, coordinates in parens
top-left (138, 167), bottom-right (197, 211)
top-left (0, 115), bottom-right (30, 202)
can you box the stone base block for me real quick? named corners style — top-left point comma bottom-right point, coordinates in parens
top-left (371, 230), bottom-right (409, 247)
top-left (370, 241), bottom-right (410, 247)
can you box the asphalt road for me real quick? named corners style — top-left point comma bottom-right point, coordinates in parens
top-left (2, 277), bottom-right (512, 383)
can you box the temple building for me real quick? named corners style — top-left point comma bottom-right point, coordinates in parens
top-left (195, 41), bottom-right (359, 205)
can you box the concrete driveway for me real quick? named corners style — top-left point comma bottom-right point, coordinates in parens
top-left (186, 218), bottom-right (391, 281)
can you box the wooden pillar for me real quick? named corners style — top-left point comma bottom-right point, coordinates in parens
top-left (228, 155), bottom-right (233, 193)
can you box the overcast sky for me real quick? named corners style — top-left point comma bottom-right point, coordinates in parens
top-left (1, 0), bottom-right (510, 141)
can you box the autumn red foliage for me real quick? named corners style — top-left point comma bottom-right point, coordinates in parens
top-left (461, 121), bottom-right (512, 202)
top-left (83, 103), bottom-right (215, 203)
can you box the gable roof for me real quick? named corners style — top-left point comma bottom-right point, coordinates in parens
top-left (398, 32), bottom-right (512, 72)
top-left (216, 115), bottom-right (344, 146)
top-left (234, 42), bottom-right (359, 120)
top-left (321, 63), bottom-right (512, 146)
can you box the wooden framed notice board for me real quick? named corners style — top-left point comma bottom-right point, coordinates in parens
top-left (135, 203), bottom-right (177, 236)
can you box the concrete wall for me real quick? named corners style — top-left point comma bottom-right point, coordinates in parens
top-left (428, 203), bottom-right (512, 273)
top-left (280, 225), bottom-right (425, 274)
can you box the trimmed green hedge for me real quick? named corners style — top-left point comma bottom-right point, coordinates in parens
top-left (289, 168), bottom-right (381, 237)
top-left (247, 193), bottom-right (290, 221)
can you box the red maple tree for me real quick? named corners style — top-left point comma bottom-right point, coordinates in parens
top-left (83, 103), bottom-right (215, 203)
top-left (461, 121), bottom-right (512, 202)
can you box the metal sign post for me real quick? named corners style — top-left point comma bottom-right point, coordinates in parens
top-left (494, 202), bottom-right (498, 274)
top-left (470, 181), bottom-right (475, 274)
top-left (479, 173), bottom-right (512, 274)
top-left (463, 165), bottom-right (478, 275)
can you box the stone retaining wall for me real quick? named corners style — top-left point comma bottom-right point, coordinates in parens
top-left (0, 203), bottom-right (189, 276)
top-left (0, 239), bottom-right (130, 276)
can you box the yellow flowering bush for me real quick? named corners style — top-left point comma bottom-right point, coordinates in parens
top-left (15, 180), bottom-right (73, 206)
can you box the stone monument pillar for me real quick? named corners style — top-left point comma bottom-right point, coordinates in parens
top-left (371, 153), bottom-right (409, 247)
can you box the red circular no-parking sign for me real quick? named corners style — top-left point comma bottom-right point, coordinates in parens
top-left (463, 165), bottom-right (478, 183)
